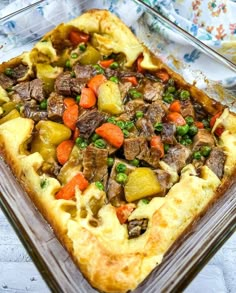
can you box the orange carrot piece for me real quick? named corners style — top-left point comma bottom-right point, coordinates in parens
top-left (156, 69), bottom-right (170, 83)
top-left (95, 123), bottom-right (124, 148)
top-left (69, 30), bottom-right (89, 45)
top-left (210, 112), bottom-right (222, 128)
top-left (80, 88), bottom-right (96, 109)
top-left (99, 59), bottom-right (114, 68)
top-left (56, 140), bottom-right (74, 165)
top-left (73, 127), bottom-right (80, 141)
top-left (116, 204), bottom-right (135, 224)
top-left (122, 76), bottom-right (138, 86)
top-left (150, 136), bottom-right (164, 158)
top-left (167, 112), bottom-right (186, 126)
top-left (87, 74), bottom-right (107, 95)
top-left (137, 55), bottom-right (145, 73)
top-left (195, 121), bottom-right (204, 129)
top-left (55, 173), bottom-right (89, 200)
top-left (64, 98), bottom-right (76, 108)
top-left (169, 100), bottom-right (181, 113)
top-left (62, 104), bottom-right (79, 131)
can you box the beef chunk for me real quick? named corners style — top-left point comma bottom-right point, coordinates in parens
top-left (104, 68), bottom-right (143, 79)
top-left (23, 106), bottom-right (47, 122)
top-left (163, 144), bottom-right (191, 173)
top-left (192, 129), bottom-right (215, 151)
top-left (124, 137), bottom-right (147, 161)
top-left (205, 147), bottom-right (226, 179)
top-left (128, 219), bottom-right (148, 239)
top-left (82, 145), bottom-right (108, 184)
top-left (161, 123), bottom-right (176, 145)
top-left (13, 79), bottom-right (44, 102)
top-left (55, 72), bottom-right (85, 96)
top-left (73, 64), bottom-right (95, 81)
top-left (180, 100), bottom-right (195, 118)
top-left (136, 118), bottom-right (155, 138)
top-left (143, 81), bottom-right (164, 102)
top-left (0, 73), bottom-right (15, 89)
top-left (77, 109), bottom-right (106, 139)
top-left (121, 99), bottom-right (146, 121)
top-left (119, 81), bottom-right (132, 101)
top-left (47, 92), bottom-right (65, 121)
top-left (11, 64), bottom-right (28, 80)
top-left (193, 102), bottom-right (207, 120)
top-left (145, 101), bottom-right (167, 124)
top-left (154, 169), bottom-right (172, 194)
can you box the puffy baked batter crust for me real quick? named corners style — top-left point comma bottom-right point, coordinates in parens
top-left (0, 10), bottom-right (236, 293)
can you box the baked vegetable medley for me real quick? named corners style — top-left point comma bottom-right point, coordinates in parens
top-left (0, 10), bottom-right (236, 293)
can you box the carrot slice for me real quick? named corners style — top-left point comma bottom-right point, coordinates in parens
top-left (80, 88), bottom-right (96, 109)
top-left (167, 112), bottom-right (186, 126)
top-left (55, 173), bottom-right (89, 200)
top-left (62, 104), bottom-right (79, 131)
top-left (87, 74), bottom-right (107, 95)
top-left (122, 76), bottom-right (138, 86)
top-left (210, 112), bottom-right (222, 128)
top-left (150, 136), bottom-right (164, 158)
top-left (169, 100), bottom-right (181, 113)
top-left (56, 140), bottom-right (74, 165)
top-left (195, 121), bottom-right (204, 129)
top-left (64, 98), bottom-right (76, 108)
top-left (99, 59), bottom-right (114, 68)
top-left (156, 69), bottom-right (170, 83)
top-left (137, 55), bottom-right (144, 73)
top-left (215, 126), bottom-right (224, 136)
top-left (69, 30), bottom-right (89, 45)
top-left (95, 123), bottom-right (124, 148)
top-left (116, 204), bottom-right (135, 224)
top-left (73, 127), bottom-right (80, 141)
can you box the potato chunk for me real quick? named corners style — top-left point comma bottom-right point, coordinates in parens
top-left (124, 168), bottom-right (162, 202)
top-left (36, 64), bottom-right (63, 93)
top-left (98, 80), bottom-right (123, 114)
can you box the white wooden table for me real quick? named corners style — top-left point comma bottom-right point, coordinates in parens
top-left (0, 206), bottom-right (235, 293)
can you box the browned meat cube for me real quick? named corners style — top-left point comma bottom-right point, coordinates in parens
top-left (205, 147), bottom-right (226, 179)
top-left (143, 81), bottom-right (164, 102)
top-left (192, 129), bottom-right (215, 151)
top-left (47, 92), bottom-right (65, 121)
top-left (180, 100), bottom-right (195, 118)
top-left (161, 123), bottom-right (177, 145)
top-left (145, 100), bottom-right (167, 124)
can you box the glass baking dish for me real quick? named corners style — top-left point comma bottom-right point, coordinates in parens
top-left (0, 0), bottom-right (235, 292)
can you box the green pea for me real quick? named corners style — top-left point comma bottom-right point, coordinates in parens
top-left (123, 129), bottom-right (129, 138)
top-left (107, 157), bottom-right (114, 167)
top-left (200, 146), bottom-right (211, 157)
top-left (93, 64), bottom-right (105, 74)
top-left (180, 139), bottom-right (187, 146)
top-left (116, 120), bottom-right (125, 129)
top-left (6, 87), bottom-right (13, 92)
top-left (95, 181), bottom-right (104, 191)
top-left (185, 138), bottom-right (192, 145)
top-left (71, 52), bottom-right (78, 59)
top-left (76, 95), bottom-right (81, 102)
top-left (164, 144), bottom-right (170, 153)
top-left (109, 76), bottom-right (119, 83)
top-left (180, 90), bottom-right (190, 100)
top-left (202, 119), bottom-right (210, 128)
top-left (124, 121), bottom-right (134, 130)
top-left (116, 173), bottom-right (128, 184)
top-left (110, 62), bottom-right (119, 69)
top-left (176, 124), bottom-right (189, 136)
top-left (79, 43), bottom-right (86, 51)
top-left (193, 151), bottom-right (201, 160)
top-left (70, 71), bottom-right (76, 78)
top-left (154, 122), bottom-right (163, 132)
top-left (91, 133), bottom-right (100, 142)
top-left (163, 93), bottom-right (174, 104)
top-left (185, 116), bottom-right (194, 125)
top-left (135, 111), bottom-right (144, 119)
top-left (140, 198), bottom-right (150, 204)
top-left (116, 163), bottom-right (127, 173)
top-left (129, 89), bottom-right (142, 99)
top-left (65, 60), bottom-right (71, 68)
top-left (166, 86), bottom-right (176, 93)
top-left (168, 78), bottom-right (175, 86)
top-left (4, 67), bottom-right (13, 77)
top-left (94, 138), bottom-right (107, 149)
top-left (107, 116), bottom-right (116, 124)
top-left (130, 158), bottom-right (140, 167)
top-left (39, 99), bottom-right (47, 110)
top-left (188, 125), bottom-right (198, 136)
top-left (80, 141), bottom-right (88, 149)
top-left (75, 137), bottom-right (84, 146)
top-left (40, 179), bottom-right (47, 189)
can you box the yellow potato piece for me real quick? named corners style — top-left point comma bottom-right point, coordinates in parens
top-left (31, 136), bottom-right (56, 161)
top-left (0, 109), bottom-right (20, 125)
top-left (125, 168), bottom-right (162, 202)
top-left (98, 80), bottom-right (123, 114)
top-left (36, 120), bottom-right (71, 145)
top-left (78, 45), bottom-right (101, 65)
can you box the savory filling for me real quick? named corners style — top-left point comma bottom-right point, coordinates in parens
top-left (0, 30), bottom-right (226, 238)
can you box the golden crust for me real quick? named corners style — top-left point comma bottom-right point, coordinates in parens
top-left (0, 9), bottom-right (236, 293)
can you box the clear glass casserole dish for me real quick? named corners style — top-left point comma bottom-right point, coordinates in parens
top-left (0, 0), bottom-right (235, 292)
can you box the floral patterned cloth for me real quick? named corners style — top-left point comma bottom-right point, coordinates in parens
top-left (0, 0), bottom-right (235, 86)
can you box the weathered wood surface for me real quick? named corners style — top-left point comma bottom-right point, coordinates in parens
top-left (0, 206), bottom-right (235, 292)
